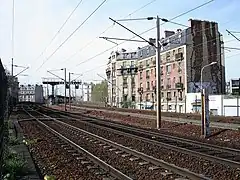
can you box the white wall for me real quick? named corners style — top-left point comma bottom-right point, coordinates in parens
top-left (186, 93), bottom-right (240, 116)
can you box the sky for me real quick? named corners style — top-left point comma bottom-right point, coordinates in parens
top-left (0, 0), bottom-right (240, 95)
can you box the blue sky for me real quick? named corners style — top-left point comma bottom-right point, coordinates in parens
top-left (0, 0), bottom-right (240, 92)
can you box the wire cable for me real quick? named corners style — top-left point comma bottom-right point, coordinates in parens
top-left (61, 0), bottom-right (159, 64)
top-left (36, 0), bottom-right (108, 71)
top-left (70, 0), bottom-right (215, 69)
top-left (79, 38), bottom-right (235, 76)
top-left (11, 0), bottom-right (15, 65)
top-left (34, 0), bottom-right (84, 63)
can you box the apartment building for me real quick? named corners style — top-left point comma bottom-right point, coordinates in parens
top-left (106, 49), bottom-right (138, 107)
top-left (18, 84), bottom-right (44, 103)
top-left (137, 19), bottom-right (225, 112)
top-left (137, 43), bottom-right (156, 109)
top-left (106, 19), bottom-right (226, 111)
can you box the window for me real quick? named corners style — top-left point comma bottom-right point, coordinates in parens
top-left (132, 95), bottom-right (136, 102)
top-left (168, 105), bottom-right (172, 110)
top-left (179, 76), bottom-right (182, 83)
top-left (161, 92), bottom-right (164, 97)
top-left (146, 82), bottom-right (150, 90)
top-left (146, 93), bottom-right (150, 101)
top-left (174, 91), bottom-right (176, 97)
top-left (151, 81), bottom-right (154, 87)
top-left (140, 72), bottom-right (143, 79)
top-left (167, 78), bottom-right (171, 85)
top-left (161, 79), bottom-right (163, 85)
top-left (146, 59), bottom-right (149, 66)
top-left (146, 70), bottom-right (150, 78)
top-left (178, 48), bottom-right (182, 53)
top-left (151, 69), bottom-right (153, 75)
top-left (173, 77), bottom-right (176, 84)
top-left (166, 65), bottom-right (171, 74)
top-left (140, 83), bottom-right (143, 88)
top-left (167, 92), bottom-right (171, 98)
top-left (179, 91), bottom-right (183, 99)
top-left (173, 50), bottom-right (176, 55)
top-left (147, 47), bottom-right (150, 55)
top-left (131, 61), bottom-right (134, 66)
top-left (123, 61), bottom-right (127, 67)
top-left (123, 78), bottom-right (127, 85)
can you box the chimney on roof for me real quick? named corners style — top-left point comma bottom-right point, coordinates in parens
top-left (149, 38), bottom-right (156, 44)
top-left (164, 30), bottom-right (175, 38)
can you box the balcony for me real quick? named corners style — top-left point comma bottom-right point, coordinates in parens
top-left (166, 97), bottom-right (171, 101)
top-left (178, 97), bottom-right (183, 101)
top-left (175, 82), bottom-right (184, 89)
top-left (167, 84), bottom-right (171, 89)
top-left (175, 53), bottom-right (183, 61)
top-left (131, 81), bottom-right (136, 87)
top-left (123, 82), bottom-right (128, 88)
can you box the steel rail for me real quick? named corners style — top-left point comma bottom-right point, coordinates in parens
top-left (48, 118), bottom-right (211, 180)
top-left (28, 106), bottom-right (212, 179)
top-left (40, 106), bottom-right (240, 168)
top-left (22, 107), bottom-right (132, 180)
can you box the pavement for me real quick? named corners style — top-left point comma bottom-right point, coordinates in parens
top-left (9, 115), bottom-right (41, 180)
top-left (54, 105), bottom-right (240, 131)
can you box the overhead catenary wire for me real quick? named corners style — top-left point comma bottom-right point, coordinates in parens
top-left (36, 0), bottom-right (108, 71)
top-left (12, 0), bottom-right (15, 61)
top-left (33, 0), bottom-right (84, 63)
top-left (70, 0), bottom-right (218, 70)
top-left (79, 38), bottom-right (235, 76)
top-left (61, 0), bottom-right (159, 64)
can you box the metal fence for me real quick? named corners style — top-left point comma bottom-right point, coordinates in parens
top-left (0, 59), bottom-right (7, 179)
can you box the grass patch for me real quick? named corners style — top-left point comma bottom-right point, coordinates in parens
top-left (3, 150), bottom-right (27, 180)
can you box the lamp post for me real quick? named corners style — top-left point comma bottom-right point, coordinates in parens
top-left (200, 61), bottom-right (217, 136)
top-left (200, 62), bottom-right (217, 92)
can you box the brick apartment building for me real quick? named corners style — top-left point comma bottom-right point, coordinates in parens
top-left (106, 19), bottom-right (226, 111)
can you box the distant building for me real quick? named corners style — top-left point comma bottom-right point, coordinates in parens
top-left (227, 79), bottom-right (240, 95)
top-left (106, 49), bottom-right (138, 107)
top-left (18, 84), bottom-right (44, 103)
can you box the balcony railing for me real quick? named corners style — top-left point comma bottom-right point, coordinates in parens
top-left (175, 53), bottom-right (183, 61)
top-left (175, 82), bottom-right (184, 89)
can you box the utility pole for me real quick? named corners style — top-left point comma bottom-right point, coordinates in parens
top-left (69, 72), bottom-right (71, 111)
top-left (64, 68), bottom-right (67, 111)
top-left (156, 16), bottom-right (161, 129)
top-left (11, 58), bottom-right (13, 76)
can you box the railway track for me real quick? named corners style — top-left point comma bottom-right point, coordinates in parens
top-left (22, 105), bottom-right (211, 180)
top-left (39, 106), bottom-right (240, 169)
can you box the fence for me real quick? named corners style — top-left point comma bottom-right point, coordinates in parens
top-left (0, 59), bottom-right (7, 179)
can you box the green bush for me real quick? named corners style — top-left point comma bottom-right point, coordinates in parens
top-left (9, 136), bottom-right (20, 146)
top-left (3, 152), bottom-right (27, 180)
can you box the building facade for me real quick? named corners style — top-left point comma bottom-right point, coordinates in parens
top-left (226, 79), bottom-right (240, 95)
top-left (106, 49), bottom-right (138, 107)
top-left (106, 19), bottom-right (226, 111)
top-left (19, 84), bottom-right (44, 103)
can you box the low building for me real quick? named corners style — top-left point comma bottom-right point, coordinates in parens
top-left (18, 84), bottom-right (44, 103)
top-left (185, 93), bottom-right (240, 116)
top-left (228, 79), bottom-right (240, 95)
